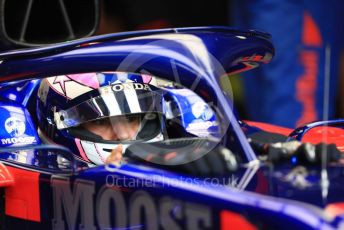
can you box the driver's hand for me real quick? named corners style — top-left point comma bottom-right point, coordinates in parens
top-left (105, 144), bottom-right (123, 166)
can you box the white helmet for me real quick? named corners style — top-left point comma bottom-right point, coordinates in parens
top-left (37, 72), bottom-right (165, 164)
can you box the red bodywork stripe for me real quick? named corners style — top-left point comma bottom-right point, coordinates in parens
top-left (302, 11), bottom-right (323, 46)
top-left (302, 126), bottom-right (344, 152)
top-left (5, 166), bottom-right (41, 222)
top-left (296, 11), bottom-right (322, 127)
top-left (325, 202), bottom-right (344, 218)
top-left (220, 210), bottom-right (257, 230)
top-left (228, 62), bottom-right (258, 75)
top-left (0, 163), bottom-right (14, 187)
top-left (296, 50), bottom-right (318, 127)
top-left (246, 121), bottom-right (344, 151)
top-left (245, 121), bottom-right (292, 136)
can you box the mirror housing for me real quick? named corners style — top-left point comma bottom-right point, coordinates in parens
top-left (0, 0), bottom-right (99, 49)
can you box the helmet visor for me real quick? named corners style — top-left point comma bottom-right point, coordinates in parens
top-left (69, 113), bottom-right (163, 143)
top-left (54, 84), bottom-right (164, 129)
top-left (82, 114), bottom-right (147, 141)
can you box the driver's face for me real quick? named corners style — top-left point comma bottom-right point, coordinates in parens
top-left (82, 115), bottom-right (140, 141)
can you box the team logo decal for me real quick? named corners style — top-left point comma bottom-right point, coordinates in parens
top-left (99, 80), bottom-right (152, 95)
top-left (191, 102), bottom-right (214, 121)
top-left (1, 117), bottom-right (36, 145)
top-left (5, 117), bottom-right (26, 137)
top-left (110, 83), bottom-right (151, 92)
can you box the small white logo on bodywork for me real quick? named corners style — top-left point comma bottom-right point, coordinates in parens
top-left (5, 117), bottom-right (26, 137)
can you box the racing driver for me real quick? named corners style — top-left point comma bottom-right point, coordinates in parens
top-left (36, 72), bottom-right (165, 166)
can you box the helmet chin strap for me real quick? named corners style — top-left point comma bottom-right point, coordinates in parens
top-left (101, 132), bottom-right (164, 155)
top-left (81, 141), bottom-right (131, 165)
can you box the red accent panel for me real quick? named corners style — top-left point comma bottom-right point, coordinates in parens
top-left (302, 11), bottom-right (322, 46)
top-left (295, 11), bottom-right (322, 126)
top-left (0, 163), bottom-right (14, 187)
top-left (228, 62), bottom-right (258, 75)
top-left (220, 210), bottom-right (257, 230)
top-left (296, 51), bottom-right (318, 127)
top-left (5, 166), bottom-right (41, 222)
top-left (325, 202), bottom-right (344, 218)
top-left (245, 121), bottom-right (292, 136)
top-left (302, 126), bottom-right (344, 151)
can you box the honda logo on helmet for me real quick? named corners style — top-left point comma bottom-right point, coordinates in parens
top-left (100, 83), bottom-right (151, 94)
top-left (111, 83), bottom-right (151, 92)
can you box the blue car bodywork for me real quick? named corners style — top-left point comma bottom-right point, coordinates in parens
top-left (0, 27), bottom-right (343, 229)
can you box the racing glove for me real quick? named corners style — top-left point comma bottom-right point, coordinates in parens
top-left (125, 138), bottom-right (239, 176)
top-left (250, 140), bottom-right (341, 165)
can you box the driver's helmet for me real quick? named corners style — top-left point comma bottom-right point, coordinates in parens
top-left (36, 72), bottom-right (165, 164)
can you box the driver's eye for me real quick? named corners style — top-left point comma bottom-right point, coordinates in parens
top-left (108, 115), bottom-right (140, 123)
top-left (127, 115), bottom-right (140, 123)
top-left (89, 115), bottom-right (140, 126)
top-left (91, 119), bottom-right (109, 126)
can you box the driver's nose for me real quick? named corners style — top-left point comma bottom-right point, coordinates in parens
top-left (113, 123), bottom-right (131, 140)
top-left (110, 118), bottom-right (140, 141)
